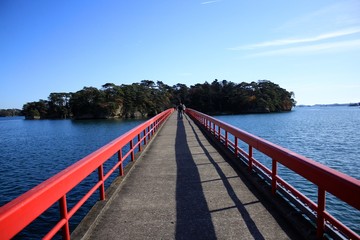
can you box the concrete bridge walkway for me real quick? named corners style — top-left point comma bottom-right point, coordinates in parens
top-left (76, 113), bottom-right (299, 239)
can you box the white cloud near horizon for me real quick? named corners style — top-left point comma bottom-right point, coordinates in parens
top-left (248, 39), bottom-right (360, 57)
top-left (201, 0), bottom-right (221, 5)
top-left (229, 27), bottom-right (360, 50)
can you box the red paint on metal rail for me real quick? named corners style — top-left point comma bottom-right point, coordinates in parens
top-left (0, 109), bottom-right (173, 240)
top-left (186, 108), bottom-right (360, 239)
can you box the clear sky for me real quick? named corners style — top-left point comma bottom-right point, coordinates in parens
top-left (1, 0), bottom-right (359, 109)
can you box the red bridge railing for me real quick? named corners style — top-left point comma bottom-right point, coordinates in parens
top-left (0, 109), bottom-right (174, 240)
top-left (186, 108), bottom-right (360, 240)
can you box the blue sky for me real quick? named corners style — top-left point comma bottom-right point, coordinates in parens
top-left (1, 0), bottom-right (359, 109)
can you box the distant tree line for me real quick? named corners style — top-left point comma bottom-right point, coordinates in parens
top-left (188, 80), bottom-right (296, 114)
top-left (21, 79), bottom-right (296, 119)
top-left (0, 109), bottom-right (22, 117)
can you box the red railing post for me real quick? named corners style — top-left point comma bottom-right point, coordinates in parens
top-left (150, 123), bottom-right (154, 137)
top-left (98, 165), bottom-right (106, 200)
top-left (147, 126), bottom-right (150, 141)
top-left (248, 145), bottom-right (253, 172)
top-left (317, 188), bottom-right (326, 238)
top-left (225, 131), bottom-right (228, 148)
top-left (143, 129), bottom-right (147, 145)
top-left (59, 195), bottom-right (70, 240)
top-left (217, 126), bottom-right (220, 140)
top-left (138, 134), bottom-right (142, 152)
top-left (130, 140), bottom-right (135, 161)
top-left (235, 137), bottom-right (238, 157)
top-left (271, 159), bottom-right (277, 195)
top-left (118, 149), bottom-right (123, 176)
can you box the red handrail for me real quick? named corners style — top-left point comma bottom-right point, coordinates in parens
top-left (186, 108), bottom-right (360, 240)
top-left (0, 109), bottom-right (174, 240)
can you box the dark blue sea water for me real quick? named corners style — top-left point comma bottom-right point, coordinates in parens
top-left (0, 106), bottom-right (359, 238)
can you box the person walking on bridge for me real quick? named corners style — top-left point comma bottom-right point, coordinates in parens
top-left (177, 102), bottom-right (185, 119)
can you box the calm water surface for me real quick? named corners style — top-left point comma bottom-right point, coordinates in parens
top-left (0, 106), bottom-right (359, 238)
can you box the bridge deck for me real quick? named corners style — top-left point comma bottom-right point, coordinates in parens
top-left (75, 113), bottom-right (299, 239)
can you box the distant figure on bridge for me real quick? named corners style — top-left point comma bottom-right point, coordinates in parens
top-left (177, 103), bottom-right (185, 119)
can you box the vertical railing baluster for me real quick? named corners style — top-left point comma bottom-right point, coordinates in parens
top-left (271, 159), bottom-right (277, 195)
top-left (235, 137), bottom-right (238, 157)
top-left (59, 195), bottom-right (70, 240)
top-left (248, 145), bottom-right (253, 172)
top-left (98, 165), bottom-right (105, 200)
top-left (138, 134), bottom-right (141, 152)
top-left (118, 149), bottom-right (123, 176)
top-left (130, 140), bottom-right (135, 161)
top-left (225, 131), bottom-right (228, 148)
top-left (143, 129), bottom-right (147, 145)
top-left (150, 123), bottom-right (154, 137)
top-left (317, 188), bottom-right (326, 238)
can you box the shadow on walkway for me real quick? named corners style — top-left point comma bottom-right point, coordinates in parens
top-left (175, 118), bottom-right (217, 240)
top-left (185, 116), bottom-right (266, 240)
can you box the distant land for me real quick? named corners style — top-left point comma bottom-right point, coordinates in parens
top-left (297, 102), bottom-right (360, 107)
top-left (15, 80), bottom-right (297, 120)
top-left (1, 103), bottom-right (359, 118)
top-left (0, 109), bottom-right (22, 117)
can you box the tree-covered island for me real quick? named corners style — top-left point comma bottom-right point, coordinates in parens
top-left (21, 79), bottom-right (296, 120)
